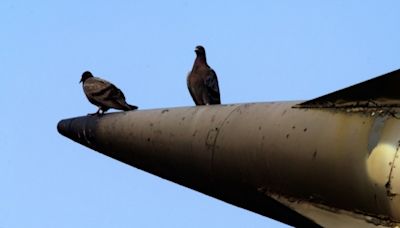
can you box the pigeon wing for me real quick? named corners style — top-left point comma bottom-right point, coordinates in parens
top-left (84, 77), bottom-right (112, 96)
top-left (84, 77), bottom-right (122, 108)
top-left (204, 69), bottom-right (221, 104)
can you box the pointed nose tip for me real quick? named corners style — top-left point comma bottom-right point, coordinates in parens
top-left (57, 119), bottom-right (70, 137)
top-left (56, 116), bottom-right (99, 146)
top-left (57, 117), bottom-right (84, 143)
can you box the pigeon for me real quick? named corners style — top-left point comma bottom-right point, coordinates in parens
top-left (187, 45), bottom-right (221, 105)
top-left (80, 71), bottom-right (138, 115)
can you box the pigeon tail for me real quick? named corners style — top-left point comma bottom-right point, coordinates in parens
top-left (123, 104), bottom-right (138, 111)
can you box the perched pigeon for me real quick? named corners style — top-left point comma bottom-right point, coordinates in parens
top-left (187, 45), bottom-right (221, 105)
top-left (80, 71), bottom-right (138, 115)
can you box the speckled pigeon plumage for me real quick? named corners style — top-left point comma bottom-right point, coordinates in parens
top-left (80, 71), bottom-right (138, 115)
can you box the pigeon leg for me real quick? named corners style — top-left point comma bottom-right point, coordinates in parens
top-left (87, 108), bottom-right (101, 116)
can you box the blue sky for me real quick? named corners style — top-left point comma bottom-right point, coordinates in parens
top-left (2, 1), bottom-right (400, 227)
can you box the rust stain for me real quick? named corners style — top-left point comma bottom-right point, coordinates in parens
top-left (385, 140), bottom-right (400, 197)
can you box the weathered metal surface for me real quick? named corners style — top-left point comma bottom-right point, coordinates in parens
top-left (295, 69), bottom-right (400, 108)
top-left (58, 102), bottom-right (400, 227)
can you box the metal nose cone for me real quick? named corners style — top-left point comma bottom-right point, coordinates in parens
top-left (56, 106), bottom-right (320, 228)
top-left (57, 119), bottom-right (68, 136)
top-left (57, 115), bottom-right (99, 150)
top-left (57, 117), bottom-right (79, 139)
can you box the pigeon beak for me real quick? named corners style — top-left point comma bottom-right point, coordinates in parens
top-left (79, 78), bottom-right (83, 83)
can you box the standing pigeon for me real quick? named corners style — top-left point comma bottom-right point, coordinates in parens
top-left (187, 45), bottom-right (221, 105)
top-left (80, 71), bottom-right (138, 115)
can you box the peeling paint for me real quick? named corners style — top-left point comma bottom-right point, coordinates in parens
top-left (206, 127), bottom-right (218, 147)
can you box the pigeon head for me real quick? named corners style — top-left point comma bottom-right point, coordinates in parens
top-left (80, 71), bottom-right (93, 83)
top-left (195, 45), bottom-right (206, 56)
